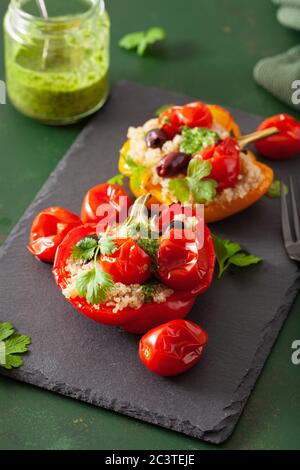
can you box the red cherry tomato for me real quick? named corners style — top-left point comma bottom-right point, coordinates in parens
top-left (157, 225), bottom-right (215, 295)
top-left (176, 102), bottom-right (213, 129)
top-left (139, 319), bottom-right (208, 376)
top-left (202, 137), bottom-right (240, 191)
top-left (100, 238), bottom-right (152, 285)
top-left (28, 207), bottom-right (81, 263)
top-left (159, 106), bottom-right (182, 139)
top-left (254, 114), bottom-right (300, 160)
top-left (159, 102), bottom-right (213, 139)
top-left (53, 224), bottom-right (196, 331)
top-left (81, 183), bottom-right (131, 230)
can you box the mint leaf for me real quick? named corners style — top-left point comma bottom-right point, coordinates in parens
top-left (180, 127), bottom-right (220, 155)
top-left (213, 234), bottom-right (262, 278)
top-left (72, 237), bottom-right (98, 262)
top-left (108, 174), bottom-right (124, 187)
top-left (155, 104), bottom-right (174, 117)
top-left (0, 322), bottom-right (31, 370)
top-left (266, 180), bottom-right (288, 199)
top-left (168, 178), bottom-right (190, 203)
top-left (119, 27), bottom-right (166, 56)
top-left (99, 235), bottom-right (117, 255)
top-left (229, 253), bottom-right (262, 267)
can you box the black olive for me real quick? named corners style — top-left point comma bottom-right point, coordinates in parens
top-left (156, 152), bottom-right (191, 178)
top-left (145, 128), bottom-right (167, 149)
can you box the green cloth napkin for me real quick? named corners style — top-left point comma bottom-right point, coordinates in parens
top-left (254, 45), bottom-right (300, 111)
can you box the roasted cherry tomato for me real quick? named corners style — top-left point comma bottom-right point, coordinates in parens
top-left (159, 102), bottom-right (213, 139)
top-left (254, 114), bottom-right (300, 160)
top-left (53, 225), bottom-right (196, 332)
top-left (81, 183), bottom-right (131, 230)
top-left (159, 106), bottom-right (182, 139)
top-left (28, 207), bottom-right (81, 263)
top-left (139, 319), bottom-right (208, 376)
top-left (157, 227), bottom-right (215, 295)
top-left (202, 137), bottom-right (240, 191)
top-left (100, 238), bottom-right (152, 285)
top-left (176, 102), bottom-right (213, 129)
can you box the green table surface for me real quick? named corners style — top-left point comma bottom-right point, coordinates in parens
top-left (0, 0), bottom-right (300, 451)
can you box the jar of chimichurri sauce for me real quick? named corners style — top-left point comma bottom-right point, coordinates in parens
top-left (4, 0), bottom-right (110, 125)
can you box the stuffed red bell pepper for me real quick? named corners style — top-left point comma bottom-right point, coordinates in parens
top-left (53, 199), bottom-right (216, 334)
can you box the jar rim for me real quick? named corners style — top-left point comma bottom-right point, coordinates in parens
top-left (10, 0), bottom-right (105, 24)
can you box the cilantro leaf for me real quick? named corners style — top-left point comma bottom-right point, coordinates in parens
top-left (168, 178), bottom-right (190, 203)
top-left (266, 180), bottom-right (288, 199)
top-left (212, 234), bottom-right (262, 278)
top-left (0, 322), bottom-right (31, 370)
top-left (99, 235), bottom-right (117, 255)
top-left (180, 127), bottom-right (220, 155)
top-left (229, 253), bottom-right (262, 267)
top-left (187, 158), bottom-right (212, 179)
top-left (188, 177), bottom-right (217, 204)
top-left (119, 27), bottom-right (166, 56)
top-left (119, 31), bottom-right (145, 51)
top-left (131, 166), bottom-right (146, 194)
top-left (0, 322), bottom-right (14, 341)
top-left (155, 104), bottom-right (174, 117)
top-left (107, 174), bottom-right (124, 187)
top-left (76, 267), bottom-right (114, 305)
top-left (72, 237), bottom-right (98, 262)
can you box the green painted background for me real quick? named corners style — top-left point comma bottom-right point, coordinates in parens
top-left (0, 0), bottom-right (300, 450)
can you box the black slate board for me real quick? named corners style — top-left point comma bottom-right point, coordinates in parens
top-left (0, 81), bottom-right (299, 444)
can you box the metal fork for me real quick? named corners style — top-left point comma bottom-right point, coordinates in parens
top-left (281, 177), bottom-right (300, 262)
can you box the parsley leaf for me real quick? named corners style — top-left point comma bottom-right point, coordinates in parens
top-left (212, 234), bottom-right (262, 278)
top-left (168, 178), bottom-right (190, 203)
top-left (119, 27), bottom-right (166, 56)
top-left (141, 282), bottom-right (158, 303)
top-left (72, 235), bottom-right (117, 262)
top-left (155, 104), bottom-right (174, 117)
top-left (169, 158), bottom-right (217, 204)
top-left (71, 237), bottom-right (98, 262)
top-left (180, 127), bottom-right (220, 155)
top-left (266, 180), bottom-right (288, 199)
top-left (136, 238), bottom-right (160, 261)
top-left (99, 235), bottom-right (117, 255)
top-left (107, 174), bottom-right (124, 187)
top-left (0, 322), bottom-right (31, 370)
top-left (123, 155), bottom-right (146, 194)
top-left (76, 267), bottom-right (114, 305)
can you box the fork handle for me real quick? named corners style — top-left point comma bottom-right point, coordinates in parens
top-left (238, 127), bottom-right (279, 150)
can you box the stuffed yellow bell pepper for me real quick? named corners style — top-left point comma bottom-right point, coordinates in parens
top-left (119, 102), bottom-right (273, 223)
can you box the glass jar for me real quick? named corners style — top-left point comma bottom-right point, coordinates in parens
top-left (4, 0), bottom-right (110, 125)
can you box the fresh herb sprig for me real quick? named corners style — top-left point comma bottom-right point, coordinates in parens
top-left (124, 155), bottom-right (147, 194)
top-left (141, 282), bottom-right (159, 303)
top-left (71, 235), bottom-right (117, 305)
top-left (107, 174), bottom-right (124, 187)
top-left (180, 127), bottom-right (220, 155)
top-left (0, 322), bottom-right (31, 370)
top-left (119, 27), bottom-right (166, 56)
top-left (169, 158), bottom-right (217, 204)
top-left (266, 179), bottom-right (288, 199)
top-left (213, 234), bottom-right (262, 278)
top-left (136, 238), bottom-right (160, 270)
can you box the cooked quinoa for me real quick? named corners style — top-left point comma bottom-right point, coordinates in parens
top-left (63, 259), bottom-right (173, 313)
